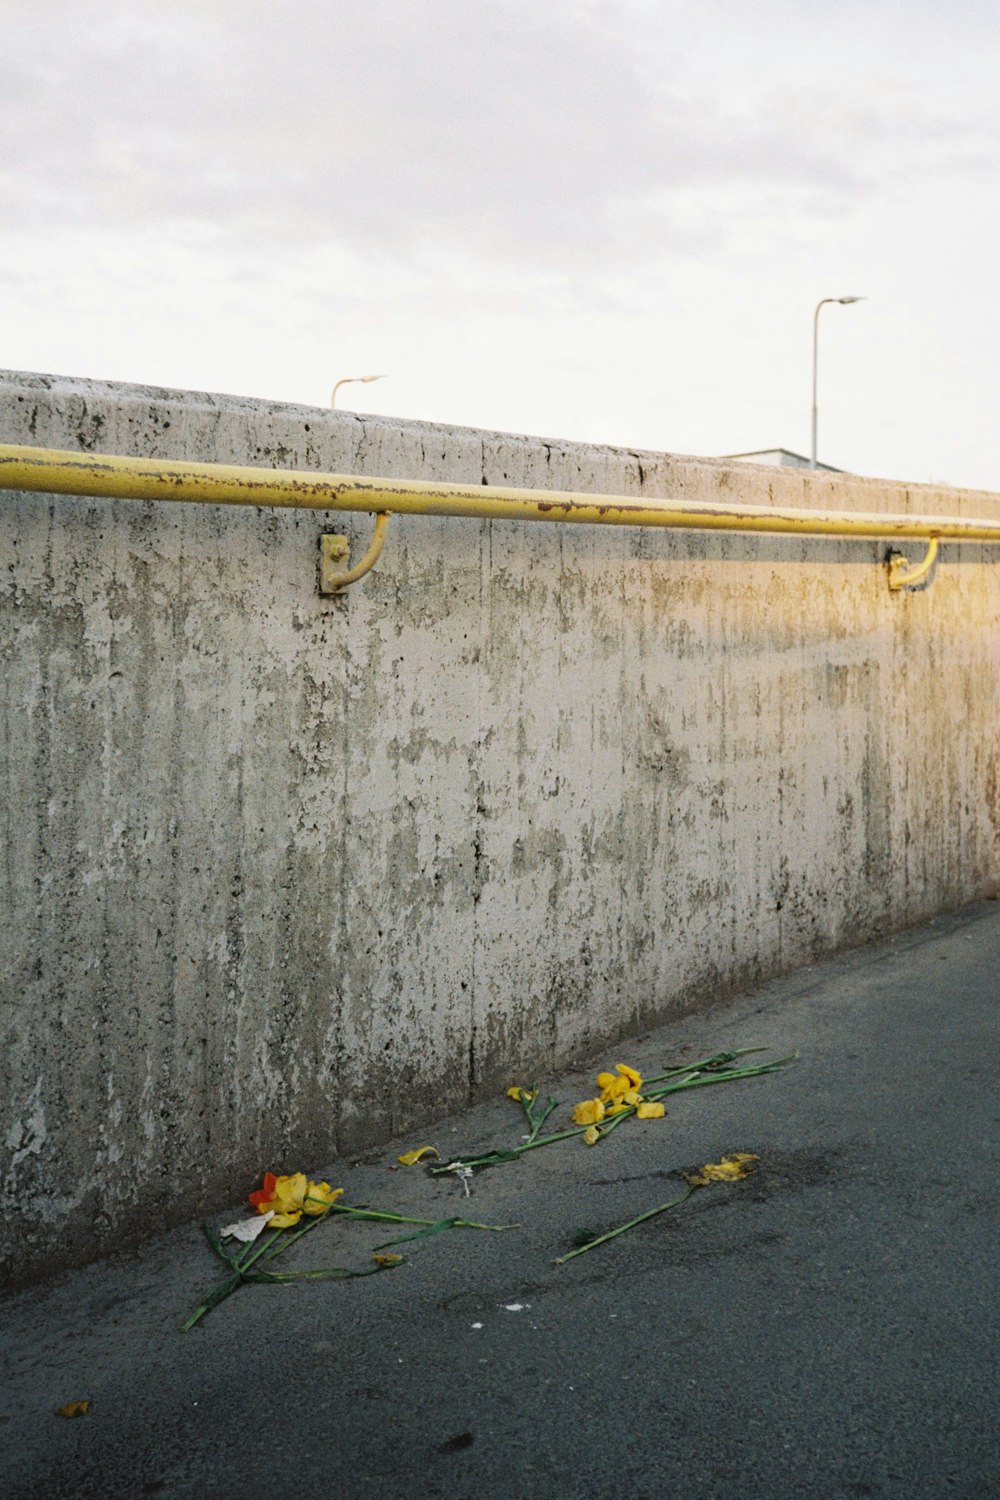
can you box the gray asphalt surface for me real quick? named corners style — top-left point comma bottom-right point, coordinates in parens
top-left (3, 902), bottom-right (999, 1500)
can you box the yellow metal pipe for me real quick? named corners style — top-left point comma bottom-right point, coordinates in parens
top-left (3, 442), bottom-right (1000, 545)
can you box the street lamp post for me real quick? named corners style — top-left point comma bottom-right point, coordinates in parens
top-left (331, 374), bottom-right (387, 408)
top-left (811, 297), bottom-right (865, 468)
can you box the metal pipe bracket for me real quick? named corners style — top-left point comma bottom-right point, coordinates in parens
top-left (887, 535), bottom-right (940, 592)
top-left (319, 512), bottom-right (391, 593)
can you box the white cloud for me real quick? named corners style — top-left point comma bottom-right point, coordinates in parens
top-left (2, 0), bottom-right (999, 486)
top-left (4, 0), bottom-right (995, 271)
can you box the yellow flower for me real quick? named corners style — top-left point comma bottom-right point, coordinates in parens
top-left (304, 1181), bottom-right (345, 1216)
top-left (597, 1064), bottom-right (643, 1104)
top-left (247, 1171), bottom-right (309, 1228)
top-left (635, 1100), bottom-right (665, 1119)
top-left (572, 1098), bottom-right (606, 1126)
top-left (583, 1125), bottom-right (601, 1146)
top-left (398, 1146), bottom-right (440, 1166)
top-left (683, 1152), bottom-right (759, 1187)
top-left (506, 1086), bottom-right (537, 1102)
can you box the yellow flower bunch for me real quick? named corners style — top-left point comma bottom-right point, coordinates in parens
top-left (598, 1063), bottom-right (642, 1103)
top-left (187, 1164), bottom-right (516, 1329)
top-left (248, 1171), bottom-right (344, 1228)
top-left (571, 1063), bottom-right (665, 1140)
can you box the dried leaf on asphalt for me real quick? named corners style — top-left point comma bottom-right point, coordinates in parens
top-left (55, 1401), bottom-right (91, 1418)
top-left (683, 1152), bottom-right (760, 1186)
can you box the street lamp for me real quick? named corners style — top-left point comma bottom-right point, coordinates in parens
top-left (811, 297), bottom-right (865, 469)
top-left (331, 374), bottom-right (387, 408)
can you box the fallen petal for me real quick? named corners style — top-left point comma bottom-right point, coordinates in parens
top-left (683, 1153), bottom-right (760, 1186)
top-left (55, 1401), bottom-right (90, 1418)
top-left (398, 1146), bottom-right (440, 1166)
top-left (269, 1210), bottom-right (303, 1228)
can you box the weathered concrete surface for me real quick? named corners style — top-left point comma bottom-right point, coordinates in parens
top-left (1, 904), bottom-right (998, 1499)
top-left (2, 368), bottom-right (999, 1286)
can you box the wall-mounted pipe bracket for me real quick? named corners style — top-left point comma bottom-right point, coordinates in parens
top-left (319, 512), bottom-right (391, 593)
top-left (887, 535), bottom-right (940, 592)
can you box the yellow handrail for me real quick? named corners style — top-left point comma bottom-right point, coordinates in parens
top-left (3, 443), bottom-right (1000, 591)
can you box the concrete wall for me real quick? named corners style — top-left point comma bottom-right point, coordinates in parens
top-left (3, 368), bottom-right (999, 1286)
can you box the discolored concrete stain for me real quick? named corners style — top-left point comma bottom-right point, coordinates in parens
top-left (2, 369), bottom-right (1000, 1285)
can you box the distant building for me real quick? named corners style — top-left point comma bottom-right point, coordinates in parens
top-left (721, 447), bottom-right (844, 473)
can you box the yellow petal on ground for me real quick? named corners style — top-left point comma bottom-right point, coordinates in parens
top-left (506, 1087), bottom-right (537, 1102)
top-left (55, 1401), bottom-right (90, 1418)
top-left (572, 1098), bottom-right (606, 1126)
top-left (583, 1125), bottom-right (600, 1146)
top-left (622, 1090), bottom-right (642, 1106)
top-left (596, 1072), bottom-right (617, 1092)
top-left (372, 1252), bottom-right (404, 1265)
top-left (606, 1102), bottom-right (630, 1116)
top-left (683, 1153), bottom-right (760, 1186)
top-left (397, 1146), bottom-right (440, 1166)
top-left (615, 1063), bottom-right (643, 1089)
top-left (635, 1100), bottom-right (665, 1119)
top-left (269, 1210), bottom-right (303, 1228)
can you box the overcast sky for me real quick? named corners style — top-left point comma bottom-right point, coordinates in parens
top-left (3, 1), bottom-right (998, 487)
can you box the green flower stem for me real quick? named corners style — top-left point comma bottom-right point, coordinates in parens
top-left (182, 1272), bottom-right (244, 1331)
top-left (320, 1201), bottom-right (513, 1233)
top-left (433, 1123), bottom-right (592, 1170)
top-left (640, 1047), bottom-right (770, 1086)
top-left (434, 1106), bottom-right (654, 1170)
top-left (183, 1225), bottom-right (298, 1330)
top-left (184, 1211), bottom-right (334, 1330)
top-left (524, 1094), bottom-right (560, 1144)
top-left (553, 1185), bottom-right (695, 1265)
top-left (643, 1057), bottom-right (793, 1101)
top-left (249, 1217), bottom-right (319, 1268)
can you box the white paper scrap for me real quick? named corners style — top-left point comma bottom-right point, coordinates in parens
top-left (220, 1211), bottom-right (275, 1242)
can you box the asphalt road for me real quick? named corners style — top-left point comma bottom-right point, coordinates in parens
top-left (3, 902), bottom-right (999, 1500)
